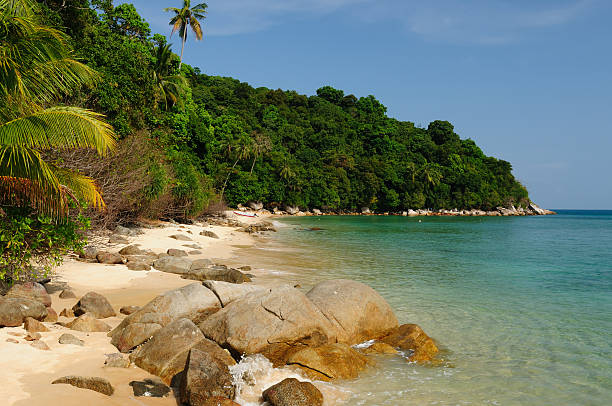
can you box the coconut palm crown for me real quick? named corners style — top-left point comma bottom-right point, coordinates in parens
top-left (0, 0), bottom-right (116, 216)
top-left (164, 0), bottom-right (207, 69)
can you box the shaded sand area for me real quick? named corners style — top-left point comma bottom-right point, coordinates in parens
top-left (0, 213), bottom-right (272, 406)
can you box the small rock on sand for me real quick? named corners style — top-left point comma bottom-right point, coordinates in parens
top-left (6, 338), bottom-right (19, 344)
top-left (262, 378), bottom-right (323, 406)
top-left (200, 230), bottom-right (219, 239)
top-left (66, 313), bottom-right (111, 332)
top-left (59, 289), bottom-right (77, 299)
top-left (169, 234), bottom-right (193, 241)
top-left (129, 379), bottom-right (171, 397)
top-left (24, 317), bottom-right (49, 333)
top-left (30, 340), bottom-right (50, 350)
top-left (52, 376), bottom-right (114, 396)
top-left (73, 292), bottom-right (116, 319)
top-left (25, 332), bottom-right (42, 341)
top-left (119, 305), bottom-right (140, 315)
top-left (58, 333), bottom-right (84, 346)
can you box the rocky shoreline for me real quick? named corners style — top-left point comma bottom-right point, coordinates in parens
top-left (238, 201), bottom-right (556, 217)
top-left (0, 213), bottom-right (441, 406)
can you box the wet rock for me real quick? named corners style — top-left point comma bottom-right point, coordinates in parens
top-left (66, 313), bottom-right (111, 332)
top-left (96, 251), bottom-right (125, 264)
top-left (104, 353), bottom-right (130, 368)
top-left (380, 324), bottom-right (439, 362)
top-left (286, 343), bottom-right (371, 381)
top-left (119, 305), bottom-right (140, 315)
top-left (52, 376), bottom-right (114, 396)
top-left (110, 283), bottom-right (220, 352)
top-left (262, 378), bottom-right (323, 406)
top-left (59, 308), bottom-right (75, 318)
top-left (167, 248), bottom-right (188, 257)
top-left (306, 279), bottom-right (398, 345)
top-left (357, 341), bottom-right (398, 355)
top-left (199, 285), bottom-right (335, 366)
top-left (0, 297), bottom-right (48, 327)
top-left (73, 292), bottom-right (116, 318)
top-left (59, 289), bottom-right (76, 299)
top-left (152, 256), bottom-right (192, 274)
top-left (170, 234), bottom-right (193, 241)
top-left (118, 244), bottom-right (144, 255)
top-left (129, 379), bottom-right (171, 397)
top-left (130, 318), bottom-right (235, 385)
top-left (58, 333), bottom-right (84, 346)
top-left (43, 307), bottom-right (58, 323)
top-left (5, 282), bottom-right (52, 307)
top-left (24, 317), bottom-right (49, 332)
top-left (25, 332), bottom-right (42, 341)
top-left (30, 340), bottom-right (50, 350)
top-left (200, 230), bottom-right (219, 239)
top-left (179, 348), bottom-right (235, 405)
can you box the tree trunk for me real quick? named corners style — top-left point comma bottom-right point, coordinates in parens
top-left (179, 23), bottom-right (187, 70)
top-left (219, 159), bottom-right (239, 201)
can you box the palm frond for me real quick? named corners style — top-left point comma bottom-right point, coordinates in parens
top-left (52, 166), bottom-right (104, 210)
top-left (0, 107), bottom-right (116, 155)
top-left (190, 18), bottom-right (203, 40)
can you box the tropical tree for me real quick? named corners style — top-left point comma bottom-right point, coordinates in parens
top-left (164, 0), bottom-right (207, 69)
top-left (153, 43), bottom-right (186, 110)
top-left (218, 135), bottom-right (252, 201)
top-left (419, 162), bottom-right (443, 188)
top-left (0, 0), bottom-right (116, 216)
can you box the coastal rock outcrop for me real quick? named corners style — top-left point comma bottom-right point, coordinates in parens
top-left (380, 323), bottom-right (438, 362)
top-left (52, 376), bottom-right (114, 396)
top-left (286, 343), bottom-right (371, 381)
top-left (72, 292), bottom-right (116, 318)
top-left (198, 285), bottom-right (336, 366)
top-left (183, 264), bottom-right (251, 284)
top-left (0, 297), bottom-right (47, 327)
top-left (152, 256), bottom-right (192, 274)
top-left (306, 279), bottom-right (398, 345)
top-left (262, 378), bottom-right (323, 406)
top-left (130, 318), bottom-right (235, 385)
top-left (201, 281), bottom-right (264, 307)
top-left (179, 348), bottom-right (236, 405)
top-left (5, 282), bottom-right (51, 307)
top-left (110, 283), bottom-right (220, 352)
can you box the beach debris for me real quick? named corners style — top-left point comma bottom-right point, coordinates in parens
top-left (73, 292), bottom-right (116, 319)
top-left (104, 353), bottom-right (130, 368)
top-left (130, 318), bottom-right (235, 385)
top-left (96, 251), bottom-right (125, 264)
top-left (58, 333), bottom-right (84, 346)
top-left (5, 282), bottom-right (51, 307)
top-left (59, 289), bottom-right (77, 299)
top-left (110, 283), bottom-right (220, 352)
top-left (167, 248), bottom-right (188, 257)
top-left (0, 297), bottom-right (47, 327)
top-left (119, 305), bottom-right (140, 315)
top-left (262, 378), bottom-right (323, 406)
top-left (65, 313), bottom-right (111, 332)
top-left (200, 230), bottom-right (219, 239)
top-left (52, 376), bottom-right (114, 396)
top-left (129, 379), bottom-right (171, 397)
top-left (179, 348), bottom-right (235, 404)
top-left (169, 234), bottom-right (193, 241)
top-left (24, 316), bottom-right (49, 333)
top-left (380, 324), bottom-right (439, 363)
top-left (286, 343), bottom-right (371, 381)
top-left (30, 340), bottom-right (50, 350)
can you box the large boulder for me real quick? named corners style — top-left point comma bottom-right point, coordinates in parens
top-left (96, 251), bottom-right (125, 264)
top-left (184, 265), bottom-right (251, 284)
top-left (202, 281), bottom-right (264, 307)
top-left (118, 245), bottom-right (144, 255)
top-left (306, 279), bottom-right (398, 345)
top-left (52, 376), bottom-right (114, 396)
top-left (286, 343), bottom-right (371, 381)
top-left (72, 292), bottom-right (116, 318)
top-left (153, 256), bottom-right (193, 274)
top-left (0, 297), bottom-right (47, 327)
top-left (110, 283), bottom-right (220, 352)
top-left (66, 313), bottom-right (111, 332)
top-left (199, 285), bottom-right (336, 366)
top-left (179, 348), bottom-right (235, 405)
top-left (130, 318), bottom-right (235, 385)
top-left (380, 324), bottom-right (438, 362)
top-left (262, 378), bottom-right (323, 406)
top-left (5, 282), bottom-right (51, 307)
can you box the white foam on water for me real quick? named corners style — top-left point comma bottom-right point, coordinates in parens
top-left (352, 339), bottom-right (376, 349)
top-left (229, 354), bottom-right (352, 406)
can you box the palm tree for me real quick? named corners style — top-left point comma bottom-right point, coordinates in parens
top-left (218, 135), bottom-right (253, 201)
top-left (164, 0), bottom-right (207, 70)
top-left (0, 0), bottom-right (116, 216)
top-left (153, 44), bottom-right (186, 110)
top-left (418, 162), bottom-right (443, 188)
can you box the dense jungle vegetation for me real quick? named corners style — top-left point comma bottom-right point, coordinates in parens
top-left (1, 0), bottom-right (530, 281)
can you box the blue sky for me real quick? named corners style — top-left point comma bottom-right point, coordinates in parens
top-left (122, 0), bottom-right (612, 209)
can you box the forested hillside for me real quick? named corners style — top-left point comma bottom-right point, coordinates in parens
top-left (37, 0), bottom-right (529, 216)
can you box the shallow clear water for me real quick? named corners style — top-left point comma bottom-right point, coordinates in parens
top-left (245, 211), bottom-right (612, 405)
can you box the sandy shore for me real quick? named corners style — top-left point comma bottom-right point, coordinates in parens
top-left (0, 212), bottom-right (275, 406)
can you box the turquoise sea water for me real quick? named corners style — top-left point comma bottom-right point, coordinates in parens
top-left (247, 211), bottom-right (612, 405)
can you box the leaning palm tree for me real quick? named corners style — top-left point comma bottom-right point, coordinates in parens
top-left (0, 0), bottom-right (116, 216)
top-left (153, 44), bottom-right (187, 110)
top-left (164, 0), bottom-right (207, 70)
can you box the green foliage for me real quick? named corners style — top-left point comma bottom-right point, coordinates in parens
top-left (0, 206), bottom-right (88, 282)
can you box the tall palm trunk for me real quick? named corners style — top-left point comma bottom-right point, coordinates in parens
top-left (179, 25), bottom-right (187, 69)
